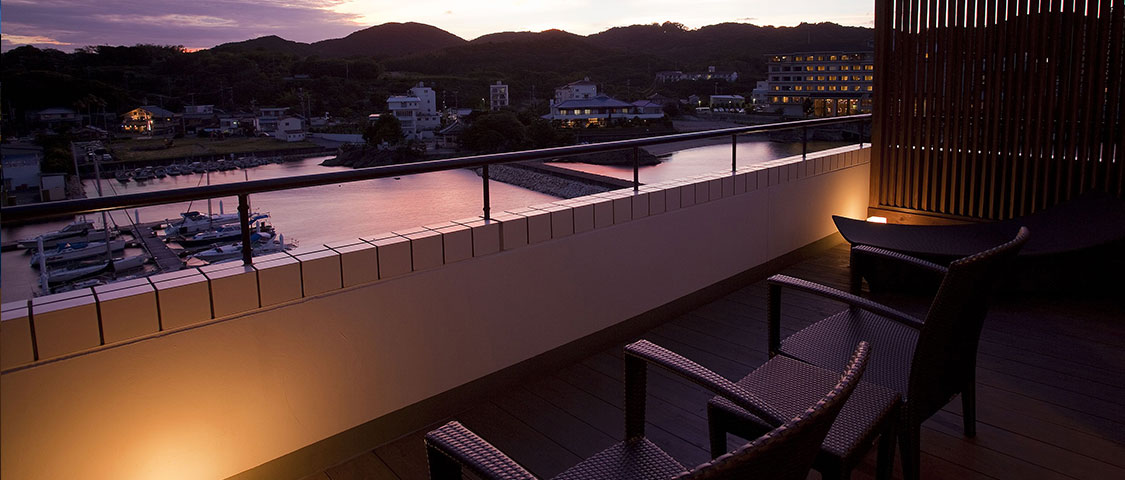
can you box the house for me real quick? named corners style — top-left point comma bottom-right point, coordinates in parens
top-left (490, 82), bottom-right (510, 111)
top-left (1, 145), bottom-right (46, 205)
top-left (543, 95), bottom-right (664, 125)
top-left (31, 108), bottom-right (81, 127)
top-left (387, 83), bottom-right (441, 140)
top-left (255, 107), bottom-right (290, 134)
top-left (181, 105), bottom-right (218, 133)
top-left (630, 99), bottom-right (665, 116)
top-left (220, 113), bottom-right (256, 135)
top-left (121, 106), bottom-right (177, 135)
top-left (762, 51), bottom-right (874, 116)
top-left (553, 78), bottom-right (598, 104)
top-left (278, 117), bottom-right (306, 142)
top-left (709, 94), bottom-right (746, 112)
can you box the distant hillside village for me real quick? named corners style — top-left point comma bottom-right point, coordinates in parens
top-left (1, 20), bottom-right (872, 205)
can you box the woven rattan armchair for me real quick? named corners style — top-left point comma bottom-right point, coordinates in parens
top-left (425, 340), bottom-right (870, 480)
top-left (711, 227), bottom-right (1028, 480)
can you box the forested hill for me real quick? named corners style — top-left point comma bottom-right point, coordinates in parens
top-left (1, 21), bottom-right (871, 132)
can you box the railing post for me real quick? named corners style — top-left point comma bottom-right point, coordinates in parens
top-left (731, 133), bottom-right (737, 172)
top-left (802, 126), bottom-right (808, 160)
top-left (482, 164), bottom-right (491, 220)
top-left (632, 147), bottom-right (640, 192)
top-left (858, 121), bottom-right (865, 149)
top-left (238, 193), bottom-right (252, 266)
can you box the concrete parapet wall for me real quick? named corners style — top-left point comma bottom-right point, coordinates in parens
top-left (0, 146), bottom-right (870, 480)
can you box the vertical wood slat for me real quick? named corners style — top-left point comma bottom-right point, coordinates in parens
top-left (872, 0), bottom-right (1123, 221)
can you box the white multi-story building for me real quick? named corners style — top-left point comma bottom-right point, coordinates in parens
top-left (553, 78), bottom-right (598, 105)
top-left (490, 82), bottom-right (509, 111)
top-left (255, 107), bottom-right (289, 133)
top-left (763, 51), bottom-right (874, 116)
top-left (387, 83), bottom-right (441, 140)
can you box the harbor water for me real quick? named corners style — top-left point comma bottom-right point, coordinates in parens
top-left (2, 156), bottom-right (558, 302)
top-left (2, 139), bottom-right (850, 302)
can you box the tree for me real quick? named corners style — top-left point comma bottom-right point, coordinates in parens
top-left (460, 112), bottom-right (528, 153)
top-left (363, 115), bottom-right (403, 146)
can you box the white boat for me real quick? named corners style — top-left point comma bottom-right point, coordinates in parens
top-left (191, 233), bottom-right (290, 264)
top-left (168, 211), bottom-right (243, 236)
top-left (178, 215), bottom-right (270, 246)
top-left (31, 240), bottom-right (127, 267)
top-left (17, 220), bottom-right (96, 249)
top-left (46, 255), bottom-right (148, 285)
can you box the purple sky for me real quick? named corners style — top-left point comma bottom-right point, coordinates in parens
top-left (0, 0), bottom-right (874, 52)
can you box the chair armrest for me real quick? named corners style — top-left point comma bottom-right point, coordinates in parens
top-left (425, 421), bottom-right (538, 480)
top-left (852, 245), bottom-right (948, 276)
top-left (767, 274), bottom-right (925, 330)
top-left (625, 340), bottom-right (787, 431)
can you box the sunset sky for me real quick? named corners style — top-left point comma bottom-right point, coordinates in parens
top-left (0, 0), bottom-right (874, 52)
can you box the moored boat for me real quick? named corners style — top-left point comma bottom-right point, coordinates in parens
top-left (31, 239), bottom-right (127, 267)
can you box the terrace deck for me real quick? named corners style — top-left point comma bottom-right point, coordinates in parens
top-left (311, 242), bottom-right (1125, 480)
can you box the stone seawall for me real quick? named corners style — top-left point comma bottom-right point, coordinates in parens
top-left (478, 163), bottom-right (623, 199)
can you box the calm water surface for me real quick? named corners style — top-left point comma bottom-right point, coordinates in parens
top-left (2, 156), bottom-right (558, 301)
top-left (552, 138), bottom-right (849, 183)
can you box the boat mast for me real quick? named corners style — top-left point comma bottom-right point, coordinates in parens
top-left (93, 157), bottom-right (114, 267)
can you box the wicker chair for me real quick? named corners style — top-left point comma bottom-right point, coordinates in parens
top-left (425, 340), bottom-right (871, 480)
top-left (715, 227), bottom-right (1027, 480)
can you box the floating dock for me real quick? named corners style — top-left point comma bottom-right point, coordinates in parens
top-left (127, 222), bottom-right (184, 272)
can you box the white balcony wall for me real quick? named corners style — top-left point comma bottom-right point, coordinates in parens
top-left (0, 147), bottom-right (870, 480)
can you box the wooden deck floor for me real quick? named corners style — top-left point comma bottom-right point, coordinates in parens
top-left (310, 242), bottom-right (1125, 480)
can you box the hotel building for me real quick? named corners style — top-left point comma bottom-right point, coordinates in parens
top-left (764, 51), bottom-right (874, 117)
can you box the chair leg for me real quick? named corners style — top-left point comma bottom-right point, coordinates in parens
top-left (706, 407), bottom-right (728, 459)
top-left (426, 443), bottom-right (463, 480)
top-left (875, 429), bottom-right (897, 480)
top-left (962, 383), bottom-right (977, 437)
top-left (899, 422), bottom-right (921, 480)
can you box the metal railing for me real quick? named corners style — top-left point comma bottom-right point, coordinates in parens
top-left (2, 114), bottom-right (870, 266)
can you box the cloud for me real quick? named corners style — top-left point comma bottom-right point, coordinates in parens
top-left (0, 0), bottom-right (365, 51)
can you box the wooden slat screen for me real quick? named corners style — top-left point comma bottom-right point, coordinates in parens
top-left (871, 0), bottom-right (1124, 221)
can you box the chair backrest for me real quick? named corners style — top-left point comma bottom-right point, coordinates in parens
top-left (679, 342), bottom-right (870, 480)
top-left (909, 227), bottom-right (1030, 418)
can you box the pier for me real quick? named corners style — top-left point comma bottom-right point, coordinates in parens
top-left (127, 221), bottom-right (184, 272)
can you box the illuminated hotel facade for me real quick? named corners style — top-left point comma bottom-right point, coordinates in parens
top-left (764, 51), bottom-right (874, 117)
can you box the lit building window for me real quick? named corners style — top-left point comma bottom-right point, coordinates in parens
top-left (807, 76), bottom-right (815, 81)
top-left (772, 96), bottom-right (780, 102)
top-left (867, 86), bottom-right (874, 91)
top-left (817, 66), bottom-right (826, 71)
top-left (795, 56), bottom-right (804, 61)
top-left (817, 75), bottom-right (826, 81)
top-left (829, 75), bottom-right (838, 81)
top-left (841, 65), bottom-right (850, 70)
top-left (866, 75), bottom-right (874, 81)
top-left (829, 86), bottom-right (837, 91)
top-left (782, 96), bottom-right (790, 103)
top-left (865, 65), bottom-right (874, 70)
top-left (817, 55), bottom-right (825, 61)
top-left (773, 86), bottom-right (780, 91)
top-left (817, 86), bottom-right (826, 91)
top-left (794, 85), bottom-right (803, 91)
top-left (830, 55), bottom-right (838, 60)
top-left (806, 66), bottom-right (814, 71)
